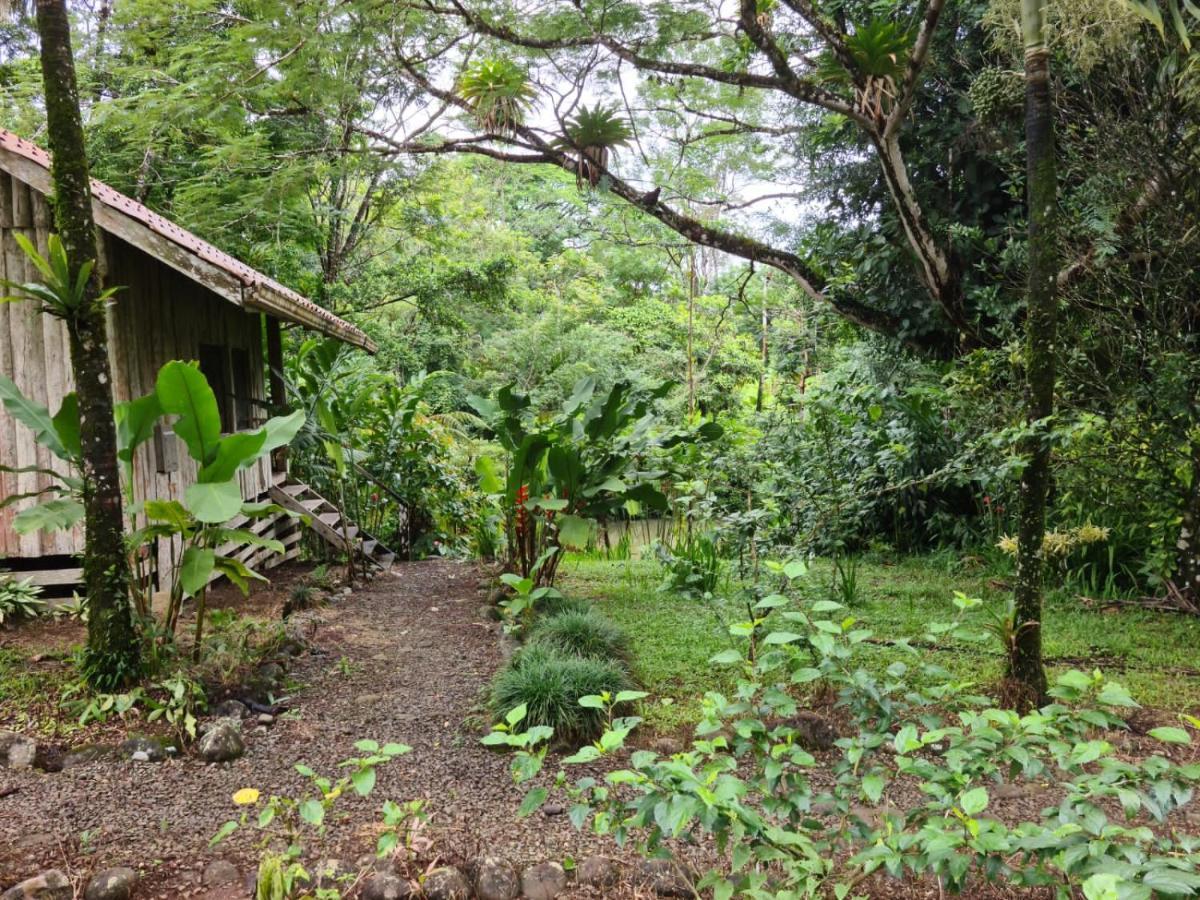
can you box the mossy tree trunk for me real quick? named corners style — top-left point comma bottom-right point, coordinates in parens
top-left (1009, 0), bottom-right (1056, 704)
top-left (35, 0), bottom-right (140, 688)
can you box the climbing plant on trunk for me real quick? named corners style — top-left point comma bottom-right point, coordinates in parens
top-left (33, 0), bottom-right (140, 688)
top-left (1009, 0), bottom-right (1056, 705)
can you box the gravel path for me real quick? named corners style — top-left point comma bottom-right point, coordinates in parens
top-left (0, 560), bottom-right (635, 897)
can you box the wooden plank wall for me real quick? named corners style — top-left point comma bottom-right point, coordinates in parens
top-left (0, 171), bottom-right (273, 581)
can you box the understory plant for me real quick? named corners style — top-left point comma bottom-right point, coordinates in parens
top-left (471, 377), bottom-right (720, 587)
top-left (489, 645), bottom-right (632, 747)
top-left (528, 609), bottom-right (631, 663)
top-left (212, 740), bottom-right (416, 899)
top-left (492, 564), bottom-right (1200, 899)
top-left (0, 574), bottom-right (46, 625)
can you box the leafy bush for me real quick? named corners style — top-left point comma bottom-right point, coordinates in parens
top-left (490, 645), bottom-right (631, 746)
top-left (655, 530), bottom-right (723, 598)
top-left (528, 610), bottom-right (630, 663)
top-left (498, 565), bottom-right (1200, 899)
top-left (0, 575), bottom-right (45, 626)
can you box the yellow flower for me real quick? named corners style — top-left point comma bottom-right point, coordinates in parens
top-left (232, 788), bottom-right (260, 806)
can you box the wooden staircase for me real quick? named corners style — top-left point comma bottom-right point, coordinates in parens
top-left (268, 475), bottom-right (396, 570)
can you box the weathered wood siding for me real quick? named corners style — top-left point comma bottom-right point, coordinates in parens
top-left (0, 169), bottom-right (273, 574)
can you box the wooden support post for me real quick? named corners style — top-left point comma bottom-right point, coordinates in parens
top-left (265, 314), bottom-right (288, 474)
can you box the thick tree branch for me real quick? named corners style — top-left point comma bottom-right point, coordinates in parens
top-left (883, 0), bottom-right (948, 140)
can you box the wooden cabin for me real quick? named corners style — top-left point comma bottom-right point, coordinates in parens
top-left (0, 129), bottom-right (382, 592)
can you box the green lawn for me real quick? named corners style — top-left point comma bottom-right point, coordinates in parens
top-left (559, 554), bottom-right (1200, 732)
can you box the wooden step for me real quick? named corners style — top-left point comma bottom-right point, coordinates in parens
top-left (272, 470), bottom-right (287, 486)
top-left (281, 483), bottom-right (309, 496)
top-left (362, 539), bottom-right (378, 556)
top-left (299, 498), bottom-right (324, 512)
top-left (342, 526), bottom-right (359, 540)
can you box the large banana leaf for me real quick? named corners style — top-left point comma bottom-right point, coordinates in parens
top-left (0, 373), bottom-right (70, 461)
top-left (13, 498), bottom-right (85, 533)
top-left (156, 361), bottom-right (222, 466)
top-left (116, 392), bottom-right (164, 464)
top-left (184, 479), bottom-right (244, 524)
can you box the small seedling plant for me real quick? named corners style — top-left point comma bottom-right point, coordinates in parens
top-left (211, 740), bottom-right (415, 899)
top-left (486, 562), bottom-right (1200, 900)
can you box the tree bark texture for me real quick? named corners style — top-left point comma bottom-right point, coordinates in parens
top-left (1009, 0), bottom-right (1056, 703)
top-left (35, 0), bottom-right (141, 688)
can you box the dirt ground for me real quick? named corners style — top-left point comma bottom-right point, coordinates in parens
top-left (1, 559), bottom-right (1196, 899)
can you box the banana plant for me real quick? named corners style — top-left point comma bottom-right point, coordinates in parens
top-left (470, 377), bottom-right (722, 586)
top-left (132, 361), bottom-right (303, 658)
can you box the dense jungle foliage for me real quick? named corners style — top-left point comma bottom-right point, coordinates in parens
top-left (1, 0), bottom-right (1198, 622)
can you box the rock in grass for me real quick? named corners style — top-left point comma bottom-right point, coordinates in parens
top-left (0, 731), bottom-right (36, 770)
top-left (196, 720), bottom-right (244, 763)
top-left (361, 873), bottom-right (411, 900)
top-left (84, 867), bottom-right (137, 900)
top-left (520, 862), bottom-right (566, 900)
top-left (0, 869), bottom-right (71, 900)
top-left (474, 857), bottom-right (518, 900)
top-left (577, 856), bottom-right (619, 888)
top-left (422, 866), bottom-right (470, 900)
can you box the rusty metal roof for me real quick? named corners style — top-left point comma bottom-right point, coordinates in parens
top-left (0, 129), bottom-right (376, 353)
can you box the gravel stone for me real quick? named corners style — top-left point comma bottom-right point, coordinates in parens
top-left (202, 859), bottom-right (240, 886)
top-left (474, 857), bottom-right (518, 900)
top-left (576, 856), bottom-right (619, 888)
top-left (0, 731), bottom-right (36, 770)
top-left (212, 700), bottom-right (249, 719)
top-left (196, 721), bottom-right (244, 763)
top-left (0, 869), bottom-right (71, 899)
top-left (120, 736), bottom-right (167, 762)
top-left (423, 866), bottom-right (470, 900)
top-left (361, 873), bottom-right (411, 900)
top-left (638, 859), bottom-right (693, 897)
top-left (520, 862), bottom-right (566, 900)
top-left (84, 866), bottom-right (137, 900)
top-left (256, 713), bottom-right (275, 726)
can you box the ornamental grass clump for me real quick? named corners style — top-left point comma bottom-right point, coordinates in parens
top-left (529, 610), bottom-right (631, 664)
top-left (533, 594), bottom-right (592, 619)
top-left (490, 645), bottom-right (630, 746)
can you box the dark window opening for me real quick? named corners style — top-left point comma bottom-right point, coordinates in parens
top-left (231, 347), bottom-right (255, 431)
top-left (197, 343), bottom-right (232, 433)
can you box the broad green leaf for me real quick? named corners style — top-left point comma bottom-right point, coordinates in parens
top-left (475, 455), bottom-right (503, 493)
top-left (517, 787), bottom-right (548, 817)
top-left (115, 392), bottom-right (162, 463)
top-left (959, 787), bottom-right (989, 816)
top-left (13, 498), bottom-right (84, 533)
top-left (0, 373), bottom-right (67, 459)
top-left (351, 767), bottom-right (376, 797)
top-left (1081, 873), bottom-right (1121, 900)
top-left (783, 559), bottom-right (808, 579)
top-left (710, 649), bottom-right (743, 666)
top-left (185, 479), bottom-right (244, 523)
top-left (1148, 726), bottom-right (1192, 745)
top-left (862, 772), bottom-right (885, 803)
top-left (143, 499), bottom-right (193, 529)
top-left (179, 547), bottom-right (216, 598)
top-left (557, 514), bottom-right (593, 549)
top-left (198, 431), bottom-right (268, 483)
top-left (51, 393), bottom-right (81, 460)
top-left (505, 703), bottom-right (528, 726)
top-left (615, 690), bottom-right (649, 703)
top-left (208, 820), bottom-right (239, 847)
top-left (156, 360), bottom-right (222, 465)
top-left (578, 694), bottom-right (606, 709)
top-left (299, 799), bottom-right (324, 827)
top-left (258, 409), bottom-right (304, 455)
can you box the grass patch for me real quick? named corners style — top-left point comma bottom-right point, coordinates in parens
top-left (559, 553), bottom-right (1200, 732)
top-left (490, 645), bottom-right (632, 746)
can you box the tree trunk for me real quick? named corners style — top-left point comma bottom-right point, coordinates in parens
top-left (35, 0), bottom-right (140, 688)
top-left (1174, 422), bottom-right (1200, 602)
top-left (1009, 0), bottom-right (1056, 705)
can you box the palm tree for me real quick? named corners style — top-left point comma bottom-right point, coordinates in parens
top-left (1008, 0), bottom-right (1056, 706)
